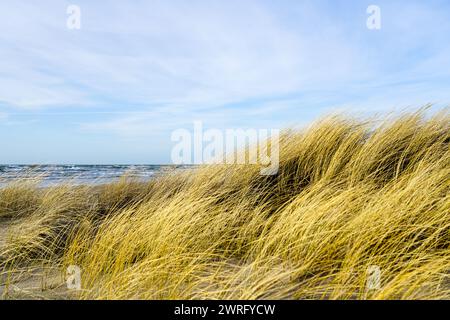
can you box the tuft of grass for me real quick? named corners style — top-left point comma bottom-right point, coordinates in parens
top-left (0, 109), bottom-right (449, 299)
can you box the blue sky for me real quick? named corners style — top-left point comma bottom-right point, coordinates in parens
top-left (0, 0), bottom-right (449, 164)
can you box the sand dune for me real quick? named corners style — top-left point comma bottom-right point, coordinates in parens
top-left (0, 109), bottom-right (449, 300)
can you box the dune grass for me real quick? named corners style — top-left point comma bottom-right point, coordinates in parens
top-left (0, 109), bottom-right (449, 299)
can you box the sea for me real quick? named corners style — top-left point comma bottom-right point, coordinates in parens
top-left (0, 164), bottom-right (191, 187)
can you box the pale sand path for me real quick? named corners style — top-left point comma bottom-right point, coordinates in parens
top-left (0, 219), bottom-right (74, 299)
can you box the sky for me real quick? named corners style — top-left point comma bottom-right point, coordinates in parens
top-left (0, 0), bottom-right (449, 164)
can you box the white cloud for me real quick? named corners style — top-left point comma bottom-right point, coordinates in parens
top-left (0, 0), bottom-right (449, 137)
top-left (0, 0), bottom-right (371, 111)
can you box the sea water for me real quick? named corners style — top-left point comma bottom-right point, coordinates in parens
top-left (0, 164), bottom-right (190, 187)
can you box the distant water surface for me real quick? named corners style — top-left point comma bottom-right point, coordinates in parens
top-left (0, 165), bottom-right (190, 187)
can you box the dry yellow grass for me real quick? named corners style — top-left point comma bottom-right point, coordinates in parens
top-left (0, 109), bottom-right (449, 299)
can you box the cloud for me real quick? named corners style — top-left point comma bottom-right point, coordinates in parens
top-left (0, 0), bottom-right (449, 162)
top-left (0, 0), bottom-right (376, 112)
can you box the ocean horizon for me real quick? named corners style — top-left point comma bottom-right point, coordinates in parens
top-left (0, 164), bottom-right (192, 186)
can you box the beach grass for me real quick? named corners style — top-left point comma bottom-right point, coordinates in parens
top-left (0, 108), bottom-right (449, 299)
